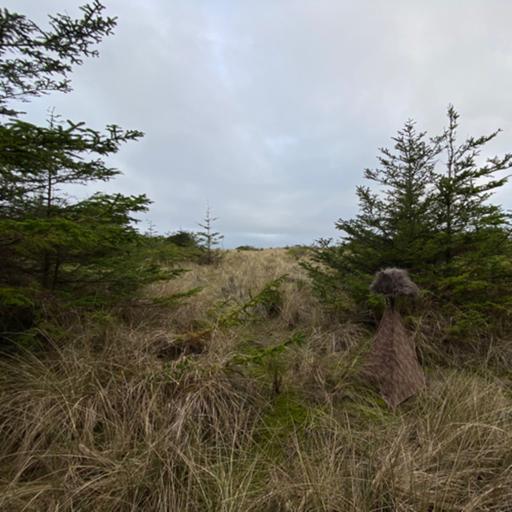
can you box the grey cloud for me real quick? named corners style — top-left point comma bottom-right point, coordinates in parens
top-left (8, 0), bottom-right (512, 246)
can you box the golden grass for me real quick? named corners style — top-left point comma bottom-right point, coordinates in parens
top-left (1, 249), bottom-right (512, 511)
top-left (150, 248), bottom-right (325, 331)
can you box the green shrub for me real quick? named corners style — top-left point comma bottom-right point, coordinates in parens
top-left (306, 108), bottom-right (512, 340)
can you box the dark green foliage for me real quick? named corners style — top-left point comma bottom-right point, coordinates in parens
top-left (432, 106), bottom-right (511, 262)
top-left (236, 245), bottom-right (262, 251)
top-left (0, 113), bottom-right (146, 290)
top-left (145, 231), bottom-right (204, 265)
top-left (138, 232), bottom-right (202, 269)
top-left (337, 120), bottom-right (440, 274)
top-left (167, 230), bottom-right (199, 248)
top-left (286, 245), bottom-right (311, 260)
top-left (0, 114), bottom-right (154, 330)
top-left (427, 107), bottom-right (512, 333)
top-left (306, 107), bottom-right (512, 337)
top-left (0, 1), bottom-right (116, 116)
top-left (0, 3), bottom-right (171, 345)
top-left (217, 275), bottom-right (288, 327)
top-left (232, 332), bottom-right (306, 396)
top-left (197, 206), bottom-right (224, 264)
top-left (150, 286), bottom-right (203, 308)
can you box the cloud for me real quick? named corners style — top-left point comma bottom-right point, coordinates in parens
top-left (8, 0), bottom-right (512, 246)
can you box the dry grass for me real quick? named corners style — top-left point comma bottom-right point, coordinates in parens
top-left (150, 248), bottom-right (325, 331)
top-left (1, 249), bottom-right (512, 511)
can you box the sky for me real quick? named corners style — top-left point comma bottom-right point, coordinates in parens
top-left (7, 0), bottom-right (512, 247)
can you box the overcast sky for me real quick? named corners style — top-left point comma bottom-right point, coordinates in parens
top-left (8, 0), bottom-right (512, 247)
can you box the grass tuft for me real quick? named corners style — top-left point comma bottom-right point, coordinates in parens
top-left (2, 249), bottom-right (512, 510)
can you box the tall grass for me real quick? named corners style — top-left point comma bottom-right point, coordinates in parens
top-left (1, 249), bottom-right (512, 511)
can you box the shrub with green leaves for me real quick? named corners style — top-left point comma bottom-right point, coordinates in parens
top-left (167, 230), bottom-right (200, 248)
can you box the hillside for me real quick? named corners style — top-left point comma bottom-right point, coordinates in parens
top-left (2, 248), bottom-right (512, 511)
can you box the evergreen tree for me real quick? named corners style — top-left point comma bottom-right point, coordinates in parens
top-left (0, 111), bottom-right (147, 290)
top-left (167, 230), bottom-right (199, 248)
top-left (0, 1), bottom-right (116, 116)
top-left (306, 108), bottom-right (512, 336)
top-left (428, 107), bottom-right (512, 332)
top-left (305, 121), bottom-right (440, 311)
top-left (0, 3), bottom-right (166, 342)
top-left (432, 105), bottom-right (512, 265)
top-left (336, 120), bottom-right (440, 274)
top-left (197, 206), bottom-right (224, 264)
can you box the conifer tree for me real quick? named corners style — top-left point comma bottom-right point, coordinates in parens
top-left (197, 206), bottom-right (224, 264)
top-left (307, 108), bottom-right (512, 336)
top-left (306, 121), bottom-right (441, 308)
top-left (0, 1), bottom-right (116, 116)
top-left (428, 107), bottom-right (512, 331)
top-left (336, 121), bottom-right (440, 274)
top-left (432, 105), bottom-right (512, 265)
top-left (0, 110), bottom-right (147, 289)
top-left (0, 3), bottom-right (164, 341)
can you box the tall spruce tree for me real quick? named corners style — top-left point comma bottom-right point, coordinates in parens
top-left (0, 3), bottom-right (164, 342)
top-left (306, 108), bottom-right (512, 336)
top-left (433, 106), bottom-right (512, 264)
top-left (305, 121), bottom-right (441, 311)
top-left (428, 107), bottom-right (512, 332)
top-left (0, 116), bottom-right (149, 289)
top-left (336, 121), bottom-right (441, 274)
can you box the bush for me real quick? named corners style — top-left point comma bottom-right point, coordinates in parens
top-left (167, 230), bottom-right (200, 248)
top-left (236, 245), bottom-right (262, 251)
top-left (305, 108), bottom-right (512, 339)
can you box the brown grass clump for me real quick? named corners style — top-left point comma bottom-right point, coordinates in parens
top-left (262, 371), bottom-right (512, 511)
top-left (0, 326), bottom-right (261, 511)
top-left (151, 248), bottom-right (325, 331)
top-left (1, 249), bottom-right (512, 510)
